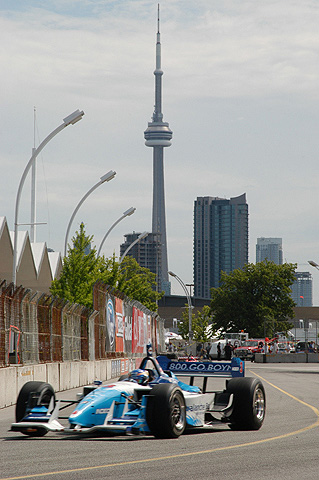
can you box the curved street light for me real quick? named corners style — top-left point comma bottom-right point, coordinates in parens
top-left (119, 231), bottom-right (148, 264)
top-left (97, 207), bottom-right (136, 257)
top-left (308, 260), bottom-right (319, 271)
top-left (64, 170), bottom-right (116, 257)
top-left (168, 270), bottom-right (193, 341)
top-left (12, 109), bottom-right (85, 284)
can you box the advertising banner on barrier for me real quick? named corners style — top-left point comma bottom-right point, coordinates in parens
top-left (93, 281), bottom-right (165, 357)
top-left (105, 296), bottom-right (115, 353)
top-left (115, 297), bottom-right (124, 352)
top-left (124, 302), bottom-right (132, 353)
top-left (132, 307), bottom-right (153, 354)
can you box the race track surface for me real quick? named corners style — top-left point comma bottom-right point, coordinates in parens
top-left (0, 362), bottom-right (318, 480)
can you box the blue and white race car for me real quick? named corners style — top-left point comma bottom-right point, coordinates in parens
top-left (11, 353), bottom-right (265, 439)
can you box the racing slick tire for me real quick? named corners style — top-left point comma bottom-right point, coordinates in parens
top-left (15, 381), bottom-right (55, 436)
top-left (146, 383), bottom-right (186, 439)
top-left (226, 377), bottom-right (265, 430)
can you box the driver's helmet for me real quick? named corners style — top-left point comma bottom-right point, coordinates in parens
top-left (129, 369), bottom-right (149, 385)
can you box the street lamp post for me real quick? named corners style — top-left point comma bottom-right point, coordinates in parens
top-left (12, 109), bottom-right (85, 285)
top-left (97, 207), bottom-right (136, 257)
top-left (168, 270), bottom-right (193, 342)
top-left (64, 170), bottom-right (116, 257)
top-left (119, 231), bottom-right (148, 264)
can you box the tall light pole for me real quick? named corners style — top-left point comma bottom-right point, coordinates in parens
top-left (12, 109), bottom-right (85, 285)
top-left (308, 260), bottom-right (319, 310)
top-left (97, 207), bottom-right (136, 257)
top-left (168, 270), bottom-right (193, 342)
top-left (119, 231), bottom-right (148, 264)
top-left (64, 170), bottom-right (116, 257)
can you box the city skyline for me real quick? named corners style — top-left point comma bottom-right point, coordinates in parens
top-left (1, 1), bottom-right (319, 303)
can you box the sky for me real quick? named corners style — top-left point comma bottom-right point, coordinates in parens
top-left (1, 0), bottom-right (319, 303)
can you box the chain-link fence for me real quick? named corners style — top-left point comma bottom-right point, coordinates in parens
top-left (0, 279), bottom-right (164, 367)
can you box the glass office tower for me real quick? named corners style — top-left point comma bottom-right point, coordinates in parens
top-left (291, 272), bottom-right (313, 307)
top-left (193, 194), bottom-right (248, 298)
top-left (256, 237), bottom-right (283, 265)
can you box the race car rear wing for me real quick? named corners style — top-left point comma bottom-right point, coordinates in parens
top-left (157, 355), bottom-right (245, 380)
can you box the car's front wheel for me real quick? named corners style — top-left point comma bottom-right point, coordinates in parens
top-left (146, 383), bottom-right (186, 438)
top-left (15, 381), bottom-right (55, 436)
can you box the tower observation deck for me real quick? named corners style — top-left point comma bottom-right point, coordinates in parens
top-left (144, 5), bottom-right (172, 293)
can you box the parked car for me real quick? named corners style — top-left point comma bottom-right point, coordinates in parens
top-left (233, 339), bottom-right (264, 360)
top-left (295, 341), bottom-right (318, 353)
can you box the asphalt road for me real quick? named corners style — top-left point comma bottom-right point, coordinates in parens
top-left (0, 362), bottom-right (318, 480)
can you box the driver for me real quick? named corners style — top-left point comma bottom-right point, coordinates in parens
top-left (129, 369), bottom-right (149, 385)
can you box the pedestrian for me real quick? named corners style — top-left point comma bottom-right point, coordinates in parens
top-left (224, 341), bottom-right (232, 360)
top-left (217, 342), bottom-right (221, 360)
top-left (200, 347), bottom-right (207, 360)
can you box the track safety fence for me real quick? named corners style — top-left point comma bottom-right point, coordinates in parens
top-left (0, 279), bottom-right (164, 367)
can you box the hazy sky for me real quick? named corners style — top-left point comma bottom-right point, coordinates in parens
top-left (1, 0), bottom-right (319, 303)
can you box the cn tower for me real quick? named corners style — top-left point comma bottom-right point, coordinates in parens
top-left (144, 4), bottom-right (172, 292)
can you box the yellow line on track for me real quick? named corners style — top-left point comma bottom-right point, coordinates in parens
top-left (2, 372), bottom-right (319, 480)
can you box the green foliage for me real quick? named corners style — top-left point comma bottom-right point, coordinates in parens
top-left (50, 224), bottom-right (163, 310)
top-left (179, 306), bottom-right (195, 340)
top-left (180, 305), bottom-right (215, 342)
top-left (192, 305), bottom-right (216, 343)
top-left (117, 256), bottom-right (163, 312)
top-left (51, 223), bottom-right (99, 308)
top-left (210, 261), bottom-right (296, 338)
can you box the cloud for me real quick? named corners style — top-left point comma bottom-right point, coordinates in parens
top-left (1, 0), bottom-right (319, 302)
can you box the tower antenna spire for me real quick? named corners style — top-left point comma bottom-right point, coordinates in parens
top-left (157, 3), bottom-right (160, 33)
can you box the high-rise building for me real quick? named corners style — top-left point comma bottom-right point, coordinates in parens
top-left (256, 237), bottom-right (283, 265)
top-left (120, 232), bottom-right (162, 284)
top-left (193, 194), bottom-right (249, 298)
top-left (120, 6), bottom-right (171, 295)
top-left (291, 272), bottom-right (313, 307)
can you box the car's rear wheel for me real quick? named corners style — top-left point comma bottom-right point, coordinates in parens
top-left (226, 377), bottom-right (265, 430)
top-left (16, 381), bottom-right (55, 436)
top-left (146, 383), bottom-right (186, 438)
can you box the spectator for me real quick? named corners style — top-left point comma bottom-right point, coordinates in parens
top-left (200, 347), bottom-right (207, 360)
top-left (224, 341), bottom-right (232, 360)
top-left (217, 342), bottom-right (222, 360)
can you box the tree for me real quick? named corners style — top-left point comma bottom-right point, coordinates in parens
top-left (192, 305), bottom-right (216, 343)
top-left (179, 306), bottom-right (195, 340)
top-left (51, 223), bottom-right (99, 308)
top-left (180, 305), bottom-right (216, 343)
top-left (50, 224), bottom-right (163, 310)
top-left (117, 256), bottom-right (162, 312)
top-left (210, 261), bottom-right (296, 338)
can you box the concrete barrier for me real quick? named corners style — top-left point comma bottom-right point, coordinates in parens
top-left (255, 353), bottom-right (319, 363)
top-left (0, 356), bottom-right (143, 410)
top-left (47, 363), bottom-right (60, 391)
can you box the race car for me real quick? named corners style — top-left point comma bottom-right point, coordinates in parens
top-left (11, 353), bottom-right (265, 439)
